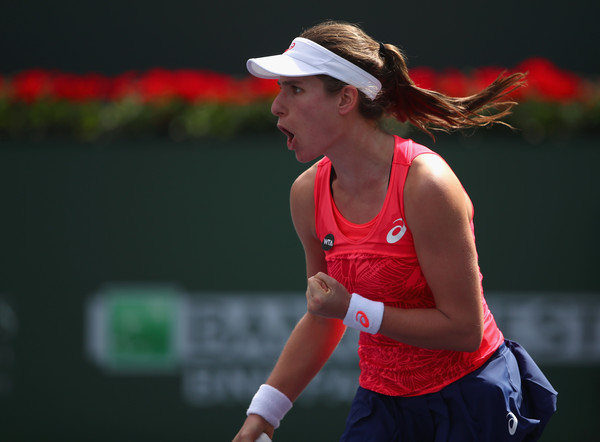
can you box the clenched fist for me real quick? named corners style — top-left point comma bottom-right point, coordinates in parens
top-left (306, 272), bottom-right (351, 320)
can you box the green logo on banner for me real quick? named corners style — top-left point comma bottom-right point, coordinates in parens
top-left (88, 285), bottom-right (181, 373)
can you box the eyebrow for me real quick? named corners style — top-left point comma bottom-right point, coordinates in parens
top-left (278, 79), bottom-right (303, 87)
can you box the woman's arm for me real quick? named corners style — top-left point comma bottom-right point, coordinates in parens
top-left (233, 165), bottom-right (346, 442)
top-left (267, 164), bottom-right (346, 399)
top-left (379, 153), bottom-right (484, 351)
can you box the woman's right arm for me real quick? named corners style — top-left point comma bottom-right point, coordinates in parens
top-left (267, 164), bottom-right (347, 399)
top-left (232, 165), bottom-right (347, 442)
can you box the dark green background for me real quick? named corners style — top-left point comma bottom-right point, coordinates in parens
top-left (1, 0), bottom-right (599, 76)
top-left (0, 133), bottom-right (598, 441)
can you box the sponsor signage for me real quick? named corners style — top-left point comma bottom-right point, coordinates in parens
top-left (86, 286), bottom-right (600, 406)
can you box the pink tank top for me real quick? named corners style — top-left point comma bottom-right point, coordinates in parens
top-left (314, 136), bottom-right (504, 396)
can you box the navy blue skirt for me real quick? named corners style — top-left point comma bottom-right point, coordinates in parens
top-left (340, 340), bottom-right (557, 441)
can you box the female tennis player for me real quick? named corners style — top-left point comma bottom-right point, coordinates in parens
top-left (233, 20), bottom-right (557, 441)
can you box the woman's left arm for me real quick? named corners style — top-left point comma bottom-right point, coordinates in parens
top-left (378, 153), bottom-right (484, 351)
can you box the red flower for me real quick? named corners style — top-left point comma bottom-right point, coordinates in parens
top-left (136, 69), bottom-right (242, 103)
top-left (172, 70), bottom-right (236, 103)
top-left (409, 67), bottom-right (436, 91)
top-left (436, 68), bottom-right (469, 97)
top-left (517, 58), bottom-right (582, 102)
top-left (107, 71), bottom-right (139, 101)
top-left (11, 69), bottom-right (53, 103)
top-left (50, 72), bottom-right (110, 102)
top-left (3, 59), bottom-right (590, 113)
top-left (471, 66), bottom-right (507, 91)
top-left (237, 77), bottom-right (279, 103)
top-left (138, 68), bottom-right (177, 102)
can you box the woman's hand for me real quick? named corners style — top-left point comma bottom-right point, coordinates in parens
top-left (232, 415), bottom-right (274, 442)
top-left (306, 272), bottom-right (351, 320)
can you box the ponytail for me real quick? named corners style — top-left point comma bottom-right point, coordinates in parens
top-left (301, 21), bottom-right (527, 140)
top-left (378, 45), bottom-right (525, 137)
top-left (380, 42), bottom-right (526, 138)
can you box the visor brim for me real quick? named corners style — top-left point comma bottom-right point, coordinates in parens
top-left (246, 54), bottom-right (324, 79)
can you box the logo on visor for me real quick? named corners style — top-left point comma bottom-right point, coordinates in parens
top-left (285, 42), bottom-right (296, 53)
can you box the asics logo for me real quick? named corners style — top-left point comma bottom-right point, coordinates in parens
top-left (386, 218), bottom-right (407, 244)
top-left (356, 311), bottom-right (370, 328)
top-left (507, 412), bottom-right (518, 436)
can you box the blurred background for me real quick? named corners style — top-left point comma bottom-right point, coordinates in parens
top-left (1, 1), bottom-right (599, 441)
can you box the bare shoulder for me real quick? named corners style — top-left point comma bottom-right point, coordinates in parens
top-left (405, 153), bottom-right (472, 225)
top-left (407, 153), bottom-right (460, 191)
top-left (290, 161), bottom-right (320, 213)
top-left (291, 162), bottom-right (319, 196)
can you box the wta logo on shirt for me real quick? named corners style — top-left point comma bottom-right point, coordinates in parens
top-left (386, 218), bottom-right (407, 244)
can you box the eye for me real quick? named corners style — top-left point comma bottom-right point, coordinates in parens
top-left (278, 81), bottom-right (303, 94)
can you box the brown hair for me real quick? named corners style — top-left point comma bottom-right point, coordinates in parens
top-left (300, 21), bottom-right (526, 139)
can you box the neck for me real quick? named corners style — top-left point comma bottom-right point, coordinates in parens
top-left (327, 124), bottom-right (395, 191)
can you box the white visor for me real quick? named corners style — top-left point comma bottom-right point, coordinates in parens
top-left (247, 37), bottom-right (382, 100)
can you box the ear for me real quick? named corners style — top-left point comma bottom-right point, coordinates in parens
top-left (337, 85), bottom-right (360, 115)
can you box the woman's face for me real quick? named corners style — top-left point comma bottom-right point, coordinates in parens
top-left (271, 75), bottom-right (345, 163)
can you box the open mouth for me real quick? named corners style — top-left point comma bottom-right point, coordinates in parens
top-left (278, 125), bottom-right (295, 145)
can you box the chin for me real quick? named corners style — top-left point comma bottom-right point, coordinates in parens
top-left (294, 151), bottom-right (320, 164)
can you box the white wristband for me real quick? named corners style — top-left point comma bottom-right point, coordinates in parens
top-left (343, 293), bottom-right (384, 334)
top-left (246, 384), bottom-right (293, 429)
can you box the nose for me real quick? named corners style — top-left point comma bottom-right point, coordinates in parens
top-left (271, 92), bottom-right (286, 117)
